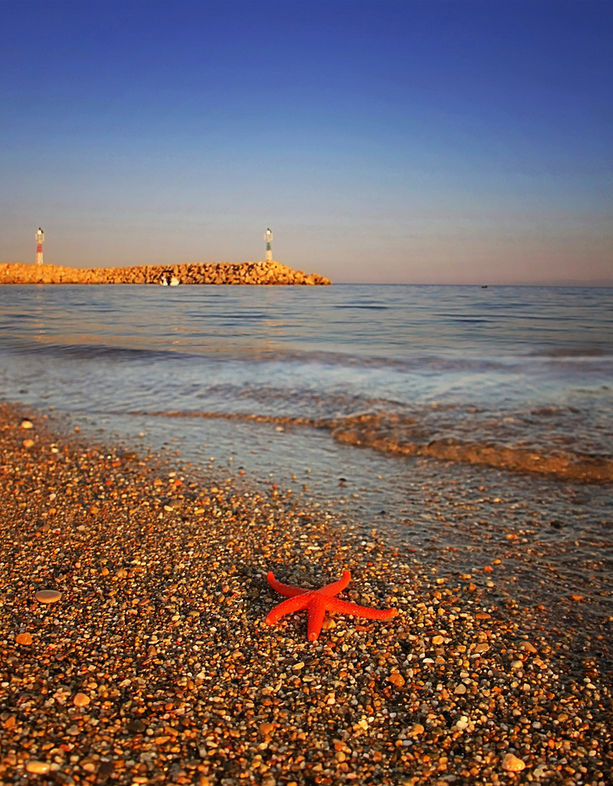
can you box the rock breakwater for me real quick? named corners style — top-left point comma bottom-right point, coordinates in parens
top-left (0, 260), bottom-right (331, 285)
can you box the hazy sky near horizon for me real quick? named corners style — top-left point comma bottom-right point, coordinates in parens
top-left (1, 0), bottom-right (612, 284)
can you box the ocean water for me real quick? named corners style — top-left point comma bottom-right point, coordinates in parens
top-left (1, 283), bottom-right (612, 458)
top-left (1, 283), bottom-right (612, 607)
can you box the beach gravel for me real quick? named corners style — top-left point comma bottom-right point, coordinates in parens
top-left (1, 402), bottom-right (612, 785)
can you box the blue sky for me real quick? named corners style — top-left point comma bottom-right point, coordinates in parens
top-left (1, 0), bottom-right (612, 283)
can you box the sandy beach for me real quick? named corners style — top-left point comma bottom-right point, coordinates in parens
top-left (1, 401), bottom-right (611, 786)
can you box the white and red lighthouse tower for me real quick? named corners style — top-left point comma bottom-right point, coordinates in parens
top-left (36, 227), bottom-right (44, 266)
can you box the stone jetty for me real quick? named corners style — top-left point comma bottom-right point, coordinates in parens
top-left (0, 260), bottom-right (331, 286)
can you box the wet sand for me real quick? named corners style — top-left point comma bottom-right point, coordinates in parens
top-left (1, 402), bottom-right (612, 785)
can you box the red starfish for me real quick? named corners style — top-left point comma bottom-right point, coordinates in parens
top-left (264, 570), bottom-right (398, 641)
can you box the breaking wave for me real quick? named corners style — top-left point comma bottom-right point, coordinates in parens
top-left (127, 407), bottom-right (613, 484)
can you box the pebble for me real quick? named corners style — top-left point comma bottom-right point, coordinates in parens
top-left (501, 753), bottom-right (526, 772)
top-left (34, 589), bottom-right (62, 604)
top-left (23, 438), bottom-right (35, 448)
top-left (15, 632), bottom-right (33, 645)
top-left (73, 692), bottom-right (90, 707)
top-left (25, 761), bottom-right (51, 774)
top-left (389, 671), bottom-right (405, 687)
top-left (20, 420), bottom-right (34, 429)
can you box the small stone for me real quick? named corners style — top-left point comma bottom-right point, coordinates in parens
top-left (25, 761), bottom-right (51, 774)
top-left (502, 753), bottom-right (526, 772)
top-left (259, 722), bottom-right (275, 737)
top-left (292, 661), bottom-right (305, 671)
top-left (35, 589), bottom-right (62, 604)
top-left (16, 632), bottom-right (33, 645)
top-left (23, 439), bottom-right (35, 448)
top-left (454, 684), bottom-right (467, 695)
top-left (389, 671), bottom-right (405, 688)
top-left (519, 640), bottom-right (538, 653)
top-left (570, 594), bottom-right (583, 602)
top-left (73, 692), bottom-right (90, 707)
top-left (20, 420), bottom-right (34, 429)
top-left (432, 635), bottom-right (444, 645)
top-left (409, 723), bottom-right (424, 736)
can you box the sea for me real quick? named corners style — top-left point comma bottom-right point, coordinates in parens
top-left (1, 283), bottom-right (612, 612)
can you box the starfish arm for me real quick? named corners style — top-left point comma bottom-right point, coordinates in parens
top-left (326, 597), bottom-right (398, 620)
top-left (264, 593), bottom-right (312, 626)
top-left (320, 570), bottom-right (352, 597)
top-left (267, 572), bottom-right (309, 598)
top-left (307, 594), bottom-right (328, 642)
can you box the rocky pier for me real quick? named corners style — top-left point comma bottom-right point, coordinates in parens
top-left (0, 260), bottom-right (331, 286)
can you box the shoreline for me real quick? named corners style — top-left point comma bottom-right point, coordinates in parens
top-left (125, 409), bottom-right (613, 485)
top-left (1, 401), bottom-right (612, 785)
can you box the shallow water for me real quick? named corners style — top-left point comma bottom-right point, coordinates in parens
top-left (1, 283), bottom-right (612, 610)
top-left (2, 283), bottom-right (612, 461)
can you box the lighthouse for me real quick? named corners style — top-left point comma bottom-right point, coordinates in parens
top-left (265, 228), bottom-right (273, 261)
top-left (36, 228), bottom-right (44, 266)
